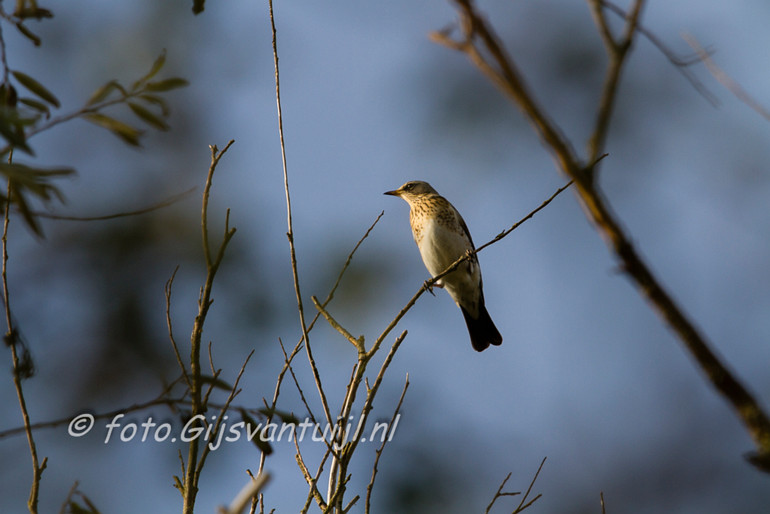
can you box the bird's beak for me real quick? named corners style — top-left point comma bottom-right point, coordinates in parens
top-left (383, 189), bottom-right (400, 196)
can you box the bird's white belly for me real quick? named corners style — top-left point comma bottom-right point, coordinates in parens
top-left (417, 218), bottom-right (481, 315)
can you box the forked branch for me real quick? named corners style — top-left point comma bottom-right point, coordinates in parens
top-left (434, 0), bottom-right (770, 470)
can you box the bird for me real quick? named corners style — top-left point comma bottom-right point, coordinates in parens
top-left (384, 180), bottom-right (502, 351)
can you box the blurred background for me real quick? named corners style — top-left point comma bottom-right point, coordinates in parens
top-left (0, 0), bottom-right (769, 512)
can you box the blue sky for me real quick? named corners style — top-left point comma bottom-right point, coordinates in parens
top-left (1, 1), bottom-right (769, 512)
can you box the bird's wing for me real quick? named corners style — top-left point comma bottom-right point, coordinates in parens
top-left (453, 206), bottom-right (476, 250)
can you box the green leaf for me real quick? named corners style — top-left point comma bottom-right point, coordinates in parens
top-left (0, 162), bottom-right (74, 180)
top-left (84, 113), bottom-right (143, 146)
top-left (144, 78), bottom-right (189, 93)
top-left (85, 80), bottom-right (120, 106)
top-left (128, 102), bottom-right (169, 131)
top-left (9, 187), bottom-right (42, 237)
top-left (15, 23), bottom-right (41, 47)
top-left (13, 7), bottom-right (54, 20)
top-left (11, 70), bottom-right (59, 108)
top-left (0, 163), bottom-right (74, 236)
top-left (0, 111), bottom-right (33, 154)
top-left (138, 94), bottom-right (169, 116)
top-left (132, 51), bottom-right (167, 90)
top-left (19, 97), bottom-right (50, 116)
top-left (0, 84), bottom-right (18, 107)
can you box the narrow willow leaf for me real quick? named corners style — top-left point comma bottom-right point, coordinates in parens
top-left (8, 186), bottom-right (42, 237)
top-left (0, 162), bottom-right (74, 180)
top-left (144, 78), bottom-right (189, 93)
top-left (84, 113), bottom-right (143, 146)
top-left (0, 114), bottom-right (32, 154)
top-left (138, 94), bottom-right (169, 116)
top-left (128, 102), bottom-right (169, 131)
top-left (19, 98), bottom-right (50, 116)
top-left (0, 84), bottom-right (17, 107)
top-left (13, 7), bottom-right (54, 19)
top-left (132, 50), bottom-right (167, 90)
top-left (15, 23), bottom-right (41, 47)
top-left (85, 80), bottom-right (120, 106)
top-left (12, 70), bottom-right (60, 107)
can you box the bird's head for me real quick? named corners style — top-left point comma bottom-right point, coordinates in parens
top-left (384, 181), bottom-right (438, 204)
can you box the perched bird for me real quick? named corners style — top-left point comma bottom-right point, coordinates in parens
top-left (385, 180), bottom-right (502, 351)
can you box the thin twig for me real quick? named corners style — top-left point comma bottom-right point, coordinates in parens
top-left (312, 298), bottom-right (364, 351)
top-left (513, 457), bottom-right (546, 513)
top-left (182, 140), bottom-right (237, 514)
top-left (254, 213), bottom-right (384, 509)
top-left (377, 180), bottom-right (572, 351)
top-left (4, 162), bottom-right (45, 513)
top-left (601, 1), bottom-right (718, 106)
top-left (268, 0), bottom-right (333, 432)
top-left (58, 481), bottom-right (80, 514)
top-left (165, 266), bottom-right (192, 390)
top-left (587, 0), bottom-right (647, 171)
top-left (365, 374), bottom-right (409, 514)
top-left (0, 380), bottom-right (186, 440)
top-left (484, 473), bottom-right (518, 514)
top-left (31, 187), bottom-right (195, 221)
top-left (484, 457), bottom-right (545, 513)
top-left (196, 350), bottom-right (255, 476)
top-left (683, 33), bottom-right (770, 121)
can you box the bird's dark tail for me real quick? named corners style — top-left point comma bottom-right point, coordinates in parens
top-left (461, 303), bottom-right (502, 352)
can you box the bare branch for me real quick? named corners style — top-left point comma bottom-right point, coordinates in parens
top-left (365, 374), bottom-right (409, 513)
top-left (684, 33), bottom-right (770, 122)
top-left (165, 266), bottom-right (192, 390)
top-left (312, 297), bottom-right (364, 351)
top-left (484, 457), bottom-right (545, 513)
top-left (436, 0), bottom-right (770, 469)
top-left (601, 1), bottom-right (719, 107)
top-left (182, 140), bottom-right (237, 513)
top-left (3, 164), bottom-right (45, 513)
top-left (587, 0), bottom-right (647, 169)
top-left (196, 351), bottom-right (254, 477)
top-left (31, 187), bottom-right (195, 221)
top-left (268, 0), bottom-right (333, 431)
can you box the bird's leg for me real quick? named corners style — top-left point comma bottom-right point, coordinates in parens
top-left (424, 279), bottom-right (444, 296)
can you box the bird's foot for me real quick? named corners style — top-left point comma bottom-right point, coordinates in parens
top-left (424, 279), bottom-right (443, 296)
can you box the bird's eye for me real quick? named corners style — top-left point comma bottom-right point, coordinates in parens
top-left (405, 183), bottom-right (414, 191)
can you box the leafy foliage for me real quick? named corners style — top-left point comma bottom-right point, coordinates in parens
top-left (0, 11), bottom-right (188, 234)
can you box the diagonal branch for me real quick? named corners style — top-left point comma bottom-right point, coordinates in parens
top-left (434, 0), bottom-right (770, 470)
